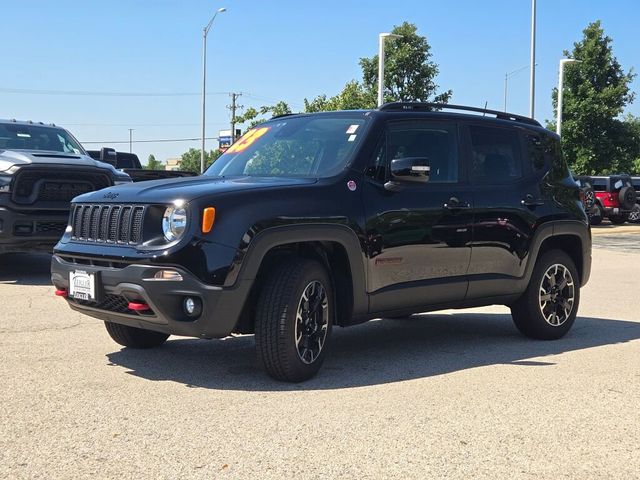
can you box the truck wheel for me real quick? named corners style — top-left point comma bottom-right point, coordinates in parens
top-left (511, 250), bottom-right (580, 340)
top-left (609, 214), bottom-right (627, 225)
top-left (628, 204), bottom-right (640, 223)
top-left (588, 205), bottom-right (603, 225)
top-left (104, 321), bottom-right (169, 349)
top-left (255, 258), bottom-right (333, 382)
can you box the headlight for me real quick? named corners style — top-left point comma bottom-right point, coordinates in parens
top-left (0, 174), bottom-right (11, 193)
top-left (162, 206), bottom-right (188, 241)
top-left (114, 175), bottom-right (132, 185)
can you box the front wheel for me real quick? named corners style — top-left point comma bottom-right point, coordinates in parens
top-left (104, 321), bottom-right (169, 348)
top-left (588, 205), bottom-right (603, 225)
top-left (511, 250), bottom-right (580, 340)
top-left (255, 258), bottom-right (333, 382)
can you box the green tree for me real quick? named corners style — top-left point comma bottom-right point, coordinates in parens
top-left (360, 21), bottom-right (452, 104)
top-left (145, 154), bottom-right (164, 170)
top-left (179, 148), bottom-right (222, 174)
top-left (235, 101), bottom-right (292, 129)
top-left (549, 21), bottom-right (636, 175)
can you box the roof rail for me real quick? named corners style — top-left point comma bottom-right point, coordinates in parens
top-left (378, 102), bottom-right (541, 126)
top-left (271, 113), bottom-right (299, 120)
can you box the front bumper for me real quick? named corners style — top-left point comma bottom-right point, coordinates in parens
top-left (0, 206), bottom-right (68, 253)
top-left (51, 254), bottom-right (252, 338)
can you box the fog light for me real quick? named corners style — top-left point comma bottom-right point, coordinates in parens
top-left (183, 297), bottom-right (202, 317)
top-left (185, 297), bottom-right (196, 314)
top-left (152, 270), bottom-right (183, 281)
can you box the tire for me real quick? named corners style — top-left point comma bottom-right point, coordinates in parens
top-left (609, 214), bottom-right (627, 225)
top-left (255, 258), bottom-right (333, 382)
top-left (628, 204), bottom-right (640, 224)
top-left (588, 205), bottom-right (603, 225)
top-left (104, 321), bottom-right (169, 349)
top-left (511, 250), bottom-right (580, 340)
top-left (618, 186), bottom-right (637, 210)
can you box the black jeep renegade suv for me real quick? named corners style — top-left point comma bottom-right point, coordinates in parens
top-left (51, 103), bottom-right (591, 382)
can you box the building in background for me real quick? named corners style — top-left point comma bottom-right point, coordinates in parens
top-left (165, 158), bottom-right (182, 171)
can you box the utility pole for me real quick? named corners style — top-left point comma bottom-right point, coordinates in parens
top-left (228, 92), bottom-right (243, 143)
top-left (128, 129), bottom-right (133, 153)
top-left (529, 0), bottom-right (537, 119)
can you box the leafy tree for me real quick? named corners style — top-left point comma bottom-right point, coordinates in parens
top-left (179, 148), bottom-right (222, 174)
top-left (549, 21), bottom-right (637, 175)
top-left (235, 101), bottom-right (292, 129)
top-left (145, 154), bottom-right (164, 170)
top-left (359, 21), bottom-right (452, 104)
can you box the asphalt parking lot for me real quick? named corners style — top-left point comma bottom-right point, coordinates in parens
top-left (1, 228), bottom-right (639, 479)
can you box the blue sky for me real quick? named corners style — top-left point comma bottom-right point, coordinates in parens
top-left (2, 0), bottom-right (639, 164)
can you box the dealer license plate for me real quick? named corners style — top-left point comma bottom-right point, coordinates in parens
top-left (69, 270), bottom-right (96, 302)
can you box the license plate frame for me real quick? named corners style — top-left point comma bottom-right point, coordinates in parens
top-left (69, 269), bottom-right (101, 303)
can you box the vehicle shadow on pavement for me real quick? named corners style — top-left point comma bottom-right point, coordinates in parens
top-left (0, 253), bottom-right (52, 286)
top-left (106, 313), bottom-right (640, 391)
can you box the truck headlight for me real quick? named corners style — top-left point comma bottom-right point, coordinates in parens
top-left (162, 206), bottom-right (187, 241)
top-left (114, 174), bottom-right (132, 185)
top-left (0, 174), bottom-right (11, 193)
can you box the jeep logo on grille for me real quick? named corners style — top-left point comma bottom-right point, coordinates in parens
top-left (103, 192), bottom-right (119, 200)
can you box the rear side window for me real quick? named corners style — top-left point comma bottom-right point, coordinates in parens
top-left (525, 134), bottom-right (546, 171)
top-left (469, 125), bottom-right (522, 183)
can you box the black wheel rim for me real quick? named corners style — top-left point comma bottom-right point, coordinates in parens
top-left (538, 264), bottom-right (575, 327)
top-left (295, 281), bottom-right (329, 365)
top-left (584, 190), bottom-right (595, 209)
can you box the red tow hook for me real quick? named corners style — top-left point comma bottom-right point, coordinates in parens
top-left (128, 302), bottom-right (151, 312)
top-left (55, 289), bottom-right (68, 298)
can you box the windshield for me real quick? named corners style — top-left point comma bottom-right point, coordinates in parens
top-left (0, 123), bottom-right (85, 154)
top-left (206, 114), bottom-right (368, 178)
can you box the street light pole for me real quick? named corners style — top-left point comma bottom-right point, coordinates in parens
top-left (556, 58), bottom-right (581, 137)
top-left (128, 129), bottom-right (133, 153)
top-left (529, 0), bottom-right (537, 118)
top-left (377, 33), bottom-right (402, 107)
top-left (201, 7), bottom-right (226, 174)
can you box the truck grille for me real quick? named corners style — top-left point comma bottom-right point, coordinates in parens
top-left (71, 204), bottom-right (145, 244)
top-left (12, 169), bottom-right (112, 205)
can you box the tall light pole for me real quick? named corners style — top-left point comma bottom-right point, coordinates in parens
top-left (377, 33), bottom-right (402, 107)
top-left (504, 65), bottom-right (530, 112)
top-left (201, 7), bottom-right (226, 173)
top-left (556, 58), bottom-right (581, 137)
top-left (529, 0), bottom-right (537, 118)
top-left (128, 129), bottom-right (133, 153)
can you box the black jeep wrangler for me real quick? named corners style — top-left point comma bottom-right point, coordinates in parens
top-left (0, 119), bottom-right (131, 254)
top-left (51, 103), bottom-right (591, 382)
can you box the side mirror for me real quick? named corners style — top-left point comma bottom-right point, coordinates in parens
top-left (100, 147), bottom-right (117, 167)
top-left (390, 157), bottom-right (430, 183)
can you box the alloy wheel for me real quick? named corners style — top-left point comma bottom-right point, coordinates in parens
top-left (538, 264), bottom-right (575, 327)
top-left (295, 281), bottom-right (329, 364)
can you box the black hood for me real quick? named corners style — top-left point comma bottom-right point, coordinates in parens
top-left (73, 175), bottom-right (318, 204)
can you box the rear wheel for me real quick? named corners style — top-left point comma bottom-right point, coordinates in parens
top-left (511, 250), bottom-right (580, 340)
top-left (255, 258), bottom-right (333, 382)
top-left (104, 321), bottom-right (169, 348)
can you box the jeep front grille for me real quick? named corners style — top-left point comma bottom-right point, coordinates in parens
top-left (71, 204), bottom-right (145, 244)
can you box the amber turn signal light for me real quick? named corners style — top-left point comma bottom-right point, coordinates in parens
top-left (201, 207), bottom-right (216, 233)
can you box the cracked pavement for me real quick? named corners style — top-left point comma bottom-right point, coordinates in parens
top-left (1, 239), bottom-right (639, 479)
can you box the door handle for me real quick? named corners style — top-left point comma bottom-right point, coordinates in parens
top-left (521, 194), bottom-right (545, 207)
top-left (444, 197), bottom-right (471, 210)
